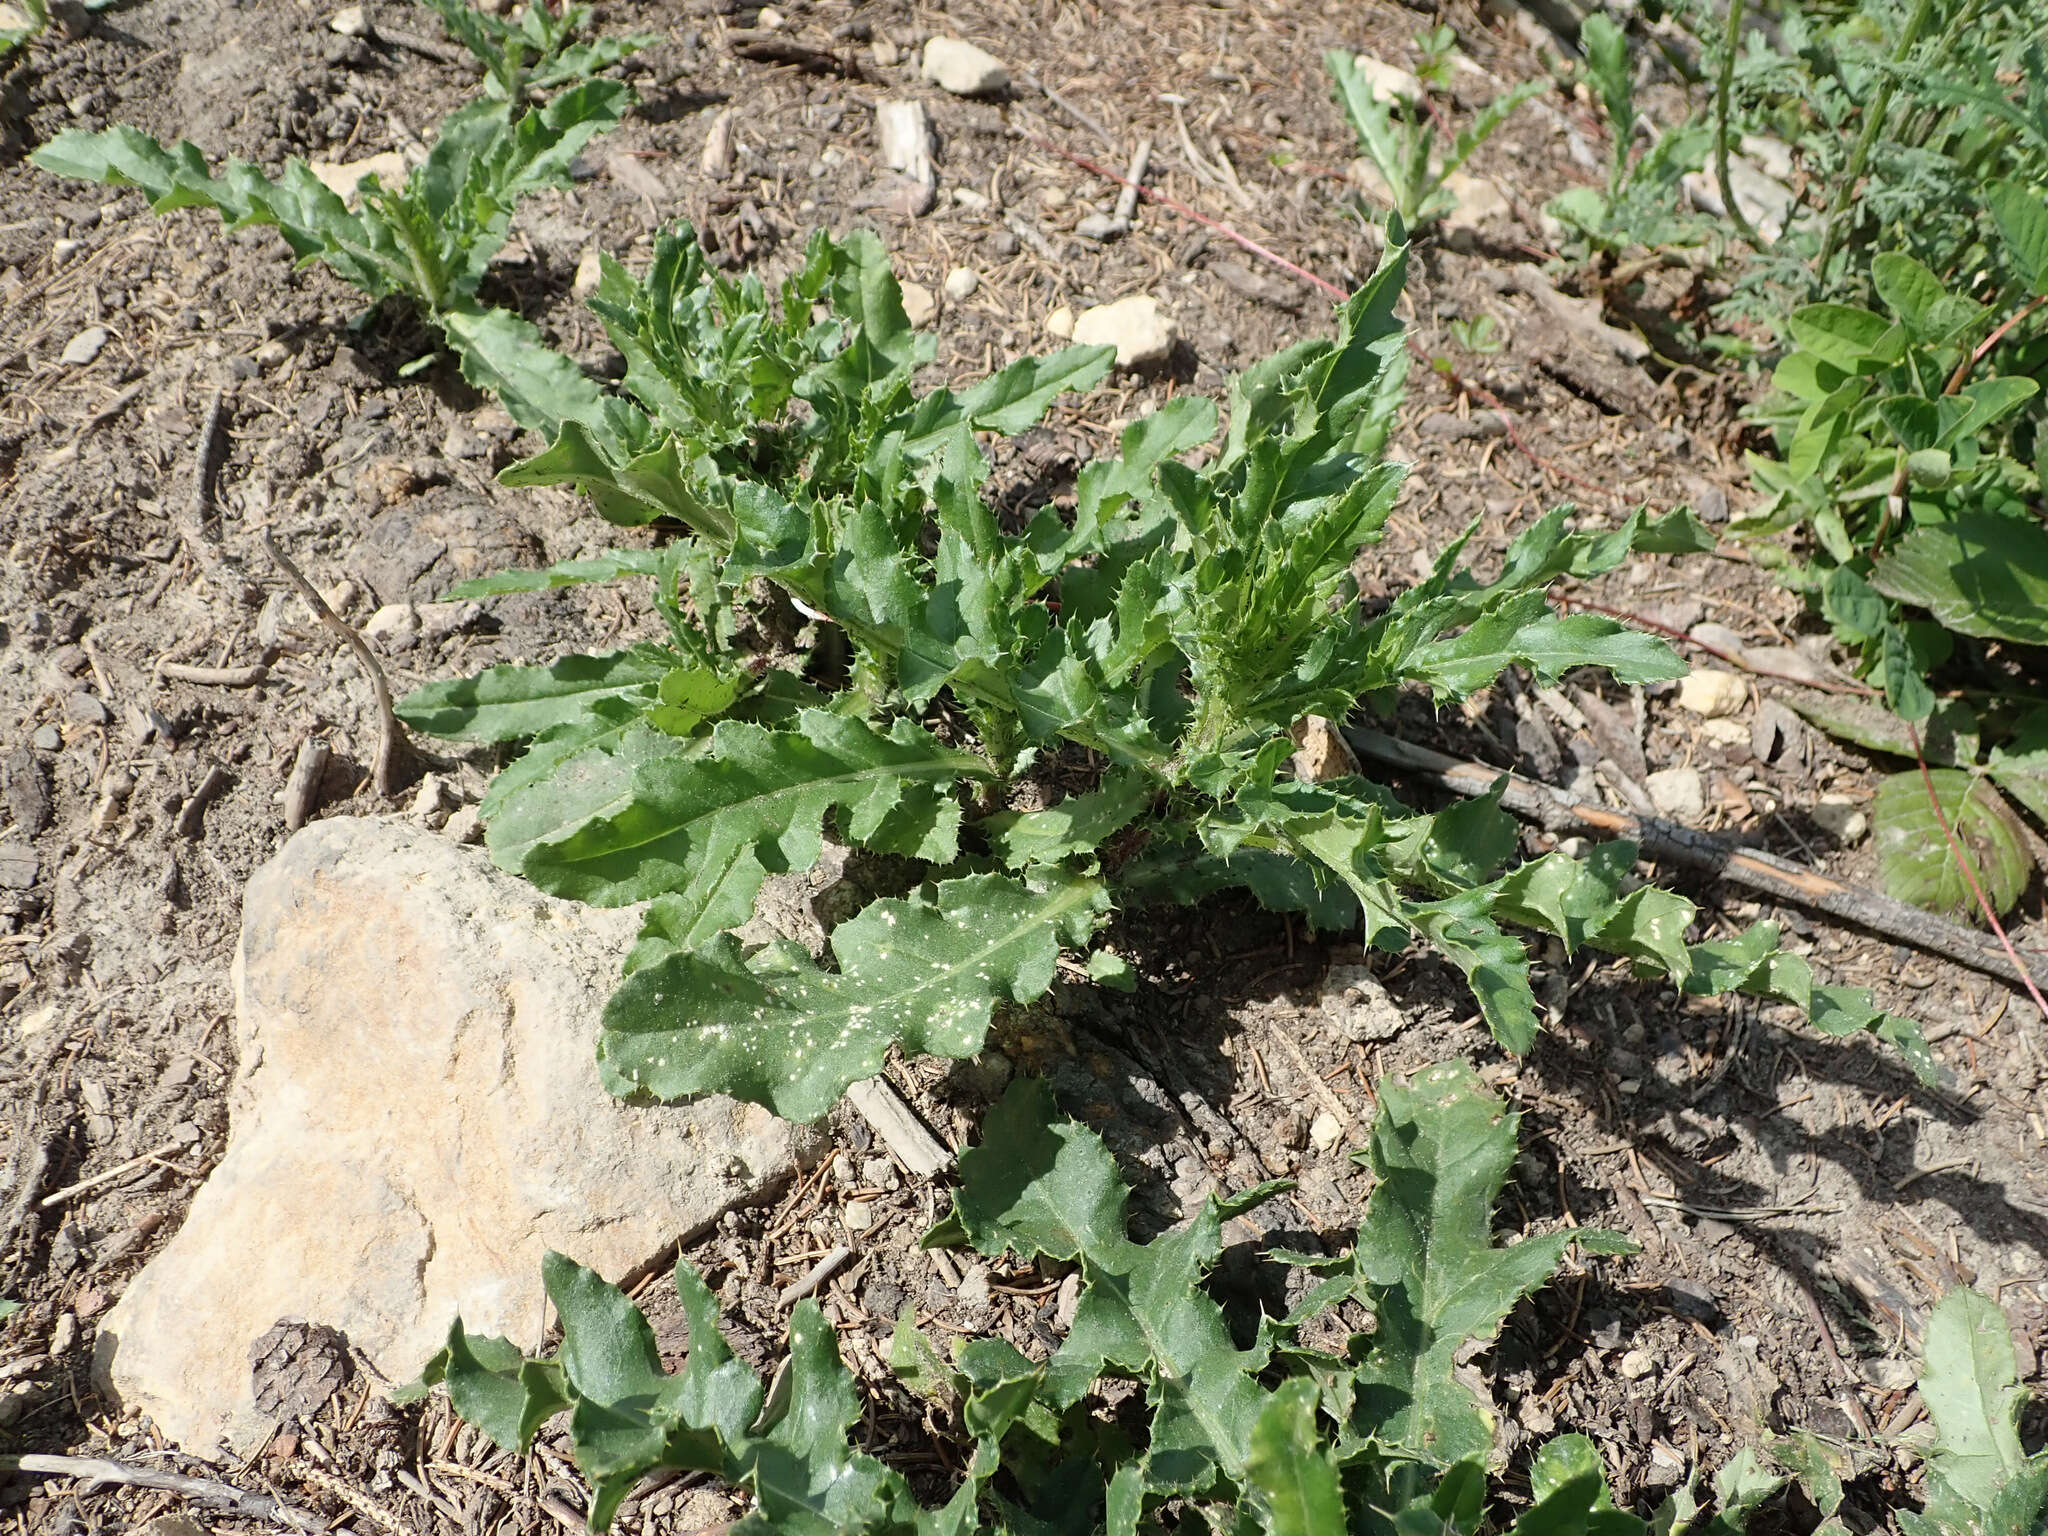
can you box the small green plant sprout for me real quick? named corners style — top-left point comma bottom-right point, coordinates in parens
top-left (1544, 12), bottom-right (1710, 262)
top-left (415, 0), bottom-right (654, 105)
top-left (1447, 312), bottom-right (1505, 356)
top-left (28, 0), bottom-right (648, 440)
top-left (1327, 40), bottom-right (1546, 232)
top-left (407, 1061), bottom-right (1661, 1532)
top-left (397, 218), bottom-right (1934, 1124)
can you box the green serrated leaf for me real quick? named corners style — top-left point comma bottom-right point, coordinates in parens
top-left (519, 710), bottom-right (988, 908)
top-left (600, 871), bottom-right (1107, 1121)
top-left (945, 1077), bottom-right (1280, 1490)
top-left (1340, 1062), bottom-right (1635, 1466)
top-left (1872, 771), bottom-right (2030, 923)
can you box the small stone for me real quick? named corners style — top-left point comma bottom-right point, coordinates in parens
top-left (329, 5), bottom-right (369, 36)
top-left (842, 1200), bottom-right (875, 1233)
top-left (900, 281), bottom-right (937, 329)
top-left (50, 1311), bottom-right (79, 1357)
top-left (62, 691), bottom-right (109, 726)
top-left (254, 338), bottom-right (291, 371)
top-left (572, 247), bottom-right (603, 297)
top-left (920, 37), bottom-right (1010, 97)
top-left (1619, 1348), bottom-right (1655, 1380)
top-left (1320, 963), bottom-right (1406, 1042)
top-left (409, 774), bottom-right (455, 824)
top-left (1812, 794), bottom-right (1868, 845)
top-left (60, 326), bottom-right (109, 366)
top-left (1440, 172), bottom-right (1512, 251)
top-left (1075, 212), bottom-right (1129, 241)
top-left (1072, 295), bottom-right (1178, 371)
top-left (139, 1518), bottom-right (206, 1536)
top-left (860, 1156), bottom-right (895, 1188)
top-left (1418, 409), bottom-right (1507, 441)
top-left (955, 1264), bottom-right (992, 1309)
top-left (307, 151), bottom-right (407, 205)
top-left (1696, 717), bottom-right (1749, 748)
top-left (441, 419), bottom-right (488, 460)
top-left (1045, 305), bottom-right (1076, 340)
top-left (1346, 52), bottom-right (1423, 106)
top-left (1645, 767), bottom-right (1705, 821)
top-left (1308, 1110), bottom-right (1344, 1152)
top-left (830, 1152), bottom-right (856, 1186)
top-left (442, 805), bottom-right (483, 845)
top-left (871, 35), bottom-right (900, 67)
top-left (32, 724), bottom-right (62, 752)
top-left (755, 4), bottom-right (784, 26)
top-left (362, 603), bottom-right (421, 647)
top-left (942, 267), bottom-right (979, 301)
top-left (52, 237), bottom-right (84, 266)
top-left (1677, 669), bottom-right (1747, 719)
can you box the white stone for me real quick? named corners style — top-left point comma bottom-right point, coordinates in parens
top-left (865, 98), bottom-right (935, 217)
top-left (1676, 669), bottom-right (1746, 719)
top-left (1044, 305), bottom-right (1076, 340)
top-left (1309, 1110), bottom-right (1344, 1152)
top-left (307, 151), bottom-right (408, 206)
top-left (1812, 794), bottom-right (1868, 846)
top-left (871, 35), bottom-right (900, 68)
top-left (1440, 172), bottom-right (1512, 250)
top-left (1645, 767), bottom-right (1705, 821)
top-left (60, 326), bottom-right (108, 366)
top-left (362, 603), bottom-right (421, 646)
top-left (842, 1200), bottom-right (875, 1233)
top-left (1620, 1348), bottom-right (1655, 1380)
top-left (94, 818), bottom-right (794, 1454)
top-left (920, 37), bottom-right (1009, 97)
top-left (755, 5), bottom-right (784, 27)
top-left (1346, 52), bottom-right (1423, 106)
top-left (900, 281), bottom-right (937, 329)
top-left (329, 5), bottom-right (369, 37)
top-left (943, 267), bottom-right (979, 301)
top-left (572, 246), bottom-right (603, 298)
top-left (1072, 295), bottom-right (1178, 371)
top-left (1696, 717), bottom-right (1750, 748)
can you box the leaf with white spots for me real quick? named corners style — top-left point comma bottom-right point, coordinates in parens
top-left (599, 870), bottom-right (1109, 1121)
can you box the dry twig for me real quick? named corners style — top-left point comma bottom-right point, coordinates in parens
top-left (0, 1453), bottom-right (324, 1533)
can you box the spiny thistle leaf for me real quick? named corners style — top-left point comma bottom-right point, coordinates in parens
top-left (396, 648), bottom-right (674, 742)
top-left (1245, 1380), bottom-right (1348, 1536)
top-left (942, 1077), bottom-right (1291, 1495)
top-left (516, 710), bottom-right (991, 908)
top-left (1318, 1061), bottom-right (1635, 1467)
top-left (601, 871), bottom-right (1107, 1121)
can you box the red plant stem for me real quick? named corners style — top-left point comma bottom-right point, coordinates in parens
top-left (1552, 593), bottom-right (1880, 695)
top-left (1944, 293), bottom-right (2048, 395)
top-left (1020, 131), bottom-right (1349, 301)
top-left (1908, 723), bottom-right (2048, 1023)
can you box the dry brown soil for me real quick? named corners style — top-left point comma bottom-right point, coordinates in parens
top-left (2, 0), bottom-right (2045, 1532)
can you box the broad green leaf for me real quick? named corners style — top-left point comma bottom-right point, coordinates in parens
top-left (397, 648), bottom-right (672, 742)
top-left (1872, 254), bottom-right (1985, 345)
top-left (1906, 1288), bottom-right (2048, 1536)
top-left (1787, 304), bottom-right (1898, 370)
top-left (1872, 770), bottom-right (2030, 922)
top-left (1986, 709), bottom-right (2048, 824)
top-left (1871, 511), bottom-right (2048, 646)
top-left (1338, 1062), bottom-right (1634, 1466)
top-left (600, 871), bottom-right (1107, 1121)
top-left (520, 710), bottom-right (988, 908)
top-left (1988, 180), bottom-right (2048, 296)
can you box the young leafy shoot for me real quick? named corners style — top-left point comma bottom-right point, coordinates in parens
top-left (30, 0), bottom-right (646, 438)
top-left (1904, 1286), bottom-right (2048, 1536)
top-left (391, 214), bottom-right (1933, 1118)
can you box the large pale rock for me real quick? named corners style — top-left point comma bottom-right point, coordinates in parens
top-left (95, 817), bottom-right (797, 1455)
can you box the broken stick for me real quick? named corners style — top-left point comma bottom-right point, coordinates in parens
top-left (260, 533), bottom-right (418, 797)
